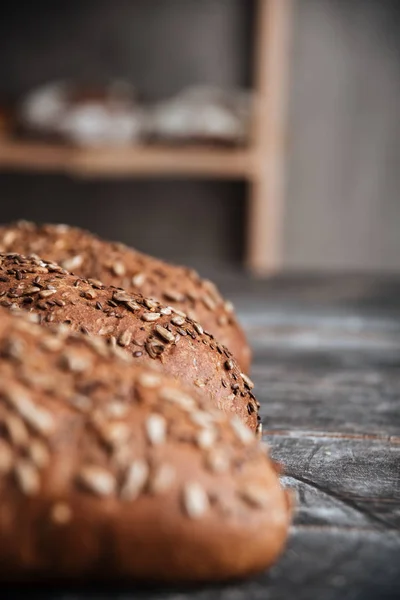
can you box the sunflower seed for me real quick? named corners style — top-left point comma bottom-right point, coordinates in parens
top-left (132, 273), bottom-right (146, 287)
top-left (28, 439), bottom-right (50, 468)
top-left (61, 255), bottom-right (83, 271)
top-left (39, 289), bottom-right (56, 298)
top-left (14, 460), bottom-right (40, 496)
top-left (121, 459), bottom-right (149, 500)
top-left (112, 262), bottom-right (126, 277)
top-left (205, 449), bottom-right (230, 474)
top-left (241, 373), bottom-right (254, 390)
top-left (137, 372), bottom-right (162, 388)
top-left (193, 322), bottom-right (204, 335)
top-left (196, 428), bottom-right (217, 450)
top-left (118, 330), bottom-right (132, 347)
top-left (144, 298), bottom-right (158, 310)
top-left (78, 465), bottom-right (116, 497)
top-left (142, 312), bottom-right (161, 322)
top-left (163, 290), bottom-right (185, 302)
top-left (155, 324), bottom-right (175, 343)
top-left (230, 416), bottom-right (254, 445)
top-left (182, 482), bottom-right (209, 519)
top-left (113, 291), bottom-right (132, 303)
top-left (171, 316), bottom-right (185, 326)
top-left (149, 463), bottom-right (176, 495)
top-left (4, 413), bottom-right (29, 447)
top-left (145, 414), bottom-right (166, 445)
top-left (159, 387), bottom-right (196, 410)
top-left (238, 483), bottom-right (270, 508)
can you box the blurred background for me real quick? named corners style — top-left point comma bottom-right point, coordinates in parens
top-left (0, 0), bottom-right (399, 276)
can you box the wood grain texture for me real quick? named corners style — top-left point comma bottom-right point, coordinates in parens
top-left (6, 274), bottom-right (400, 598)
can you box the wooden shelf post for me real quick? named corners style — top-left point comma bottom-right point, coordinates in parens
top-left (247, 0), bottom-right (293, 276)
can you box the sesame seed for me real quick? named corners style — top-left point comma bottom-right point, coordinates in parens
top-left (142, 312), bottom-right (161, 322)
top-left (256, 422), bottom-right (263, 440)
top-left (230, 416), bottom-right (254, 445)
top-left (155, 324), bottom-right (175, 343)
top-left (149, 463), bottom-right (176, 495)
top-left (50, 502), bottom-right (73, 525)
top-left (145, 414), bottom-right (166, 445)
top-left (118, 329), bottom-right (132, 347)
top-left (14, 460), bottom-right (40, 496)
top-left (238, 483), bottom-right (270, 508)
top-left (182, 482), bottom-right (209, 519)
top-left (121, 459), bottom-right (149, 500)
top-left (78, 465), bottom-right (116, 497)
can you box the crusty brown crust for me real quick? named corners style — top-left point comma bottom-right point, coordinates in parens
top-left (0, 253), bottom-right (259, 431)
top-left (0, 309), bottom-right (290, 582)
top-left (0, 221), bottom-right (251, 371)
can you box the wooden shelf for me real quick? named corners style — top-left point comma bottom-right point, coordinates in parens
top-left (0, 140), bottom-right (255, 179)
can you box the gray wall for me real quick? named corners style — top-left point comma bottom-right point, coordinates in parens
top-left (284, 0), bottom-right (400, 272)
top-left (0, 0), bottom-right (399, 273)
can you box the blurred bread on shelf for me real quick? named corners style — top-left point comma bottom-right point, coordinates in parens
top-left (18, 82), bottom-right (252, 147)
top-left (147, 86), bottom-right (252, 146)
top-left (19, 81), bottom-right (144, 147)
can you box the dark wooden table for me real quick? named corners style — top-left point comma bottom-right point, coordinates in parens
top-left (7, 274), bottom-right (400, 600)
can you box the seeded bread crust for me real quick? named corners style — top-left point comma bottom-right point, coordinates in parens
top-left (0, 253), bottom-right (259, 432)
top-left (0, 221), bottom-right (251, 371)
top-left (0, 309), bottom-right (290, 582)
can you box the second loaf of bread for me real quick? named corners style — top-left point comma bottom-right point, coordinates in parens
top-left (0, 253), bottom-right (259, 432)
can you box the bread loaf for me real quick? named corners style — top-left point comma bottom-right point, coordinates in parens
top-left (0, 221), bottom-right (251, 371)
top-left (0, 253), bottom-right (259, 432)
top-left (0, 309), bottom-right (290, 582)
